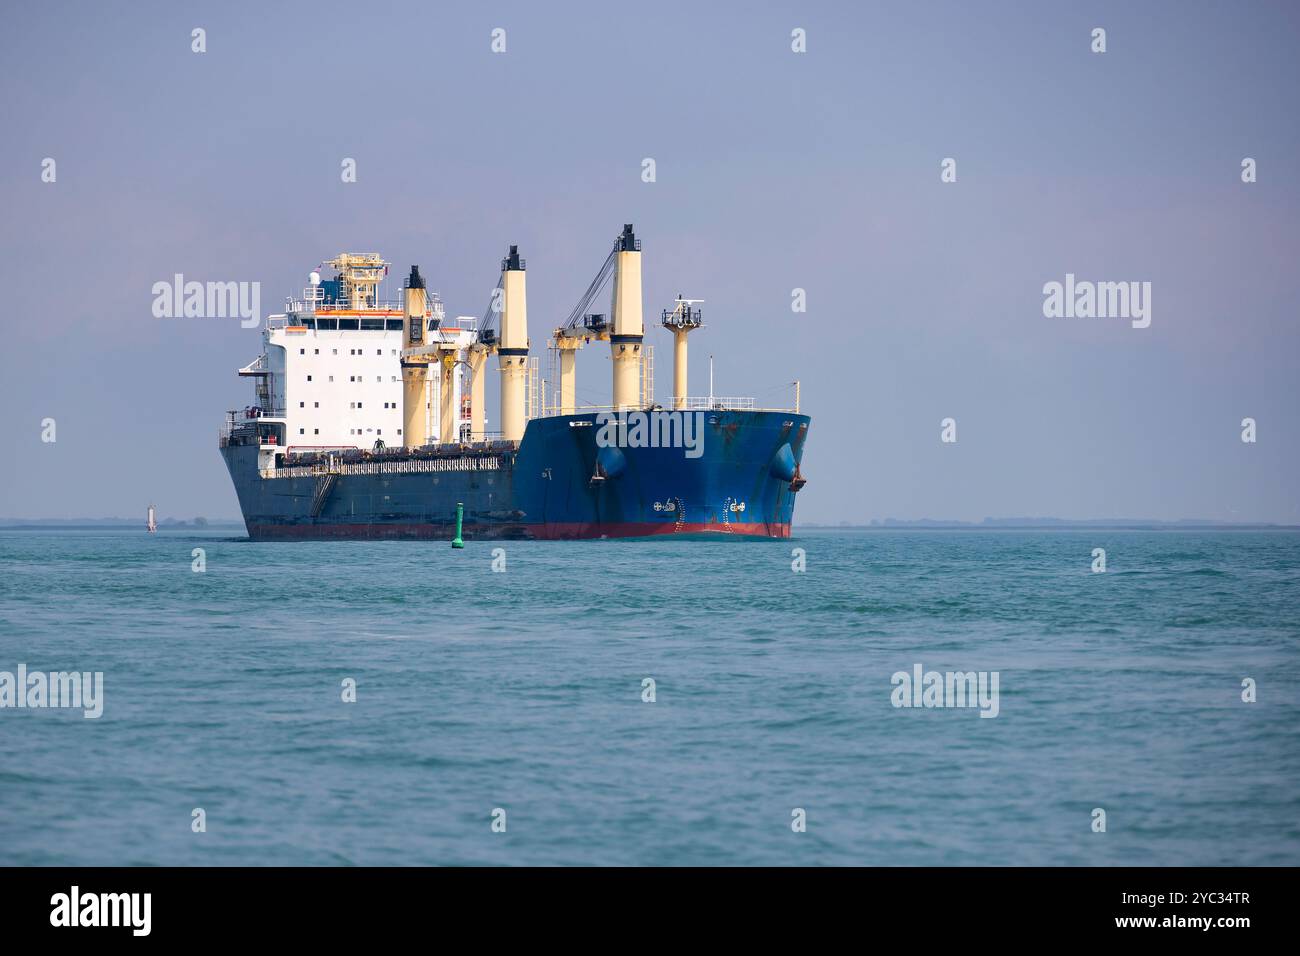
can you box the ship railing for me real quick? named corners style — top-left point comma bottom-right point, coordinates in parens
top-left (269, 455), bottom-right (508, 480)
top-left (273, 304), bottom-right (410, 320)
top-left (276, 292), bottom-right (448, 319)
top-left (278, 438), bottom-right (518, 466)
top-left (440, 315), bottom-right (478, 331)
top-left (219, 415), bottom-right (256, 447)
top-left (555, 397), bottom-right (762, 412)
top-left (675, 397), bottom-right (756, 410)
top-left (219, 409), bottom-right (288, 447)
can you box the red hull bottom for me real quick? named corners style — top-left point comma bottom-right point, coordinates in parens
top-left (245, 521), bottom-right (791, 541)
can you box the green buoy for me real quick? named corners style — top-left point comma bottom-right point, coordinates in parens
top-left (451, 502), bottom-right (465, 549)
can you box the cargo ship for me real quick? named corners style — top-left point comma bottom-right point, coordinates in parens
top-left (219, 225), bottom-right (809, 540)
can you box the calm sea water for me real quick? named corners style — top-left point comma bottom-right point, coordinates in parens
top-left (0, 528), bottom-right (1296, 866)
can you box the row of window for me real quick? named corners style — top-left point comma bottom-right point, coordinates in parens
top-left (298, 348), bottom-right (399, 356)
top-left (296, 400), bottom-right (422, 409)
top-left (295, 427), bottom-right (402, 436)
top-left (304, 375), bottom-right (399, 383)
top-left (293, 318), bottom-right (403, 331)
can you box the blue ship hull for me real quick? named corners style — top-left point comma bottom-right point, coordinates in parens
top-left (221, 410), bottom-right (810, 540)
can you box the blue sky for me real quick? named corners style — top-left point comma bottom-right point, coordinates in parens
top-left (1, 1), bottom-right (1297, 522)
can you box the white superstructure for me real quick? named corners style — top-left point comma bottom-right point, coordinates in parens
top-left (239, 254), bottom-right (481, 452)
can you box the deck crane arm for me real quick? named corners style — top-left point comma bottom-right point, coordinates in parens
top-left (547, 237), bottom-right (621, 415)
top-left (478, 273), bottom-right (504, 345)
top-left (559, 241), bottom-right (618, 338)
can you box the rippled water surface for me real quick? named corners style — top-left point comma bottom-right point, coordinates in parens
top-left (1, 528), bottom-right (1296, 865)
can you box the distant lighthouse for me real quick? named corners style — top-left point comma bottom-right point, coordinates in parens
top-left (146, 504), bottom-right (157, 533)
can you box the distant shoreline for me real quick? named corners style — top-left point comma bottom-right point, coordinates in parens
top-left (0, 523), bottom-right (246, 531)
top-left (2, 521), bottom-right (1296, 533)
top-left (800, 522), bottom-right (1300, 531)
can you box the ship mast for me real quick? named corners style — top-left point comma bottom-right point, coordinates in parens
top-left (323, 253), bottom-right (387, 310)
top-left (661, 295), bottom-right (703, 410)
